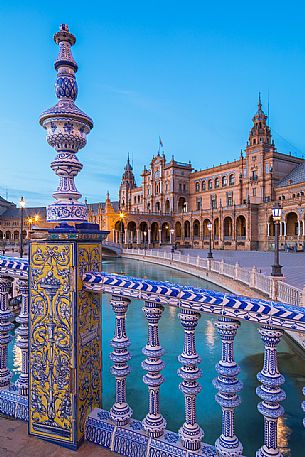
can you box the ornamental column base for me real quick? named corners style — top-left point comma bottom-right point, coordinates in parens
top-left (15, 373), bottom-right (29, 397)
top-left (142, 414), bottom-right (166, 438)
top-left (256, 445), bottom-right (283, 457)
top-left (178, 423), bottom-right (204, 451)
top-left (109, 402), bottom-right (132, 426)
top-left (215, 435), bottom-right (243, 457)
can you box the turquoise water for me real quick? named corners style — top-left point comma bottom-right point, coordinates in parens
top-left (8, 258), bottom-right (305, 456)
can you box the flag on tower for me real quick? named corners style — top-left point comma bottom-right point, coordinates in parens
top-left (159, 136), bottom-right (163, 148)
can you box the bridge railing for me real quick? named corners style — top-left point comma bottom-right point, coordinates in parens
top-left (123, 248), bottom-right (304, 307)
top-left (82, 271), bottom-right (305, 457)
top-left (1, 254), bottom-right (305, 456)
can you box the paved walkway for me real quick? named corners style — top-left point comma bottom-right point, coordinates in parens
top-left (0, 416), bottom-right (119, 457)
top-left (175, 248), bottom-right (305, 289)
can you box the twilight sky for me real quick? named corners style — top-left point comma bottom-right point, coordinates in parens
top-left (1, 1), bottom-right (305, 207)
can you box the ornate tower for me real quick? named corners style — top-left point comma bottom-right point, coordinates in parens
top-left (247, 94), bottom-right (273, 149)
top-left (40, 24), bottom-right (93, 223)
top-left (119, 155), bottom-right (136, 210)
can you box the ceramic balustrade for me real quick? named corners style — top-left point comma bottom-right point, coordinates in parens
top-left (83, 271), bottom-right (305, 457)
top-left (0, 254), bottom-right (305, 456)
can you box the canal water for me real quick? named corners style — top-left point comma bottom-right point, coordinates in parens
top-left (8, 257), bottom-right (305, 456)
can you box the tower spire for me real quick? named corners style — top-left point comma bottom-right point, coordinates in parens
top-left (258, 91), bottom-right (262, 111)
top-left (40, 24), bottom-right (93, 223)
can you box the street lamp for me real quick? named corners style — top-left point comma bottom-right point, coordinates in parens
top-left (207, 222), bottom-right (213, 259)
top-left (271, 202), bottom-right (283, 277)
top-left (19, 196), bottom-right (25, 258)
top-left (143, 230), bottom-right (147, 255)
top-left (119, 212), bottom-right (124, 246)
top-left (28, 217), bottom-right (33, 230)
top-left (170, 228), bottom-right (175, 261)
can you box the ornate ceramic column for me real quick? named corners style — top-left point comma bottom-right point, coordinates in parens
top-left (213, 318), bottom-right (243, 456)
top-left (142, 301), bottom-right (166, 437)
top-left (109, 296), bottom-right (133, 425)
top-left (256, 326), bottom-right (286, 457)
top-left (29, 24), bottom-right (107, 449)
top-left (15, 279), bottom-right (29, 396)
top-left (178, 309), bottom-right (203, 451)
top-left (40, 24), bottom-right (93, 222)
top-left (0, 277), bottom-right (14, 390)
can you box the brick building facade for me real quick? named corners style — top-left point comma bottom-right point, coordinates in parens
top-left (105, 97), bottom-right (305, 251)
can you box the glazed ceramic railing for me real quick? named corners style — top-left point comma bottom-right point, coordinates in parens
top-left (83, 271), bottom-right (305, 457)
top-left (123, 248), bottom-right (304, 307)
top-left (0, 253), bottom-right (305, 456)
top-left (0, 255), bottom-right (29, 420)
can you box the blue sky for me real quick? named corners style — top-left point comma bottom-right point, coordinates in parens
top-left (1, 1), bottom-right (305, 207)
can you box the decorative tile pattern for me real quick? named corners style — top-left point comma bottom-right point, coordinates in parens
top-left (83, 272), bottom-right (305, 331)
top-left (0, 387), bottom-right (29, 421)
top-left (76, 243), bottom-right (102, 441)
top-left (29, 242), bottom-right (74, 444)
top-left (85, 409), bottom-right (217, 457)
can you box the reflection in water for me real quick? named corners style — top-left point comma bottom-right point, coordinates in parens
top-left (13, 339), bottom-right (22, 376)
top-left (278, 416), bottom-right (291, 457)
top-left (205, 319), bottom-right (215, 349)
top-left (168, 305), bottom-right (176, 318)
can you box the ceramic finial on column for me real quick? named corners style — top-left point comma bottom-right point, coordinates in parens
top-left (40, 24), bottom-right (93, 223)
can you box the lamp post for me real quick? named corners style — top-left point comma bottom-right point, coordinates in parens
top-left (119, 212), bottom-right (124, 246)
top-left (271, 203), bottom-right (283, 277)
top-left (170, 228), bottom-right (175, 261)
top-left (207, 222), bottom-right (213, 259)
top-left (143, 230), bottom-right (147, 255)
top-left (19, 197), bottom-right (25, 258)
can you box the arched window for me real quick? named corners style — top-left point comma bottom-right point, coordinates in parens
top-left (202, 180), bottom-right (206, 191)
top-left (215, 177), bottom-right (220, 188)
top-left (208, 179), bottom-right (212, 190)
top-left (222, 176), bottom-right (227, 187)
top-left (195, 182), bottom-right (200, 192)
top-left (229, 174), bottom-right (235, 186)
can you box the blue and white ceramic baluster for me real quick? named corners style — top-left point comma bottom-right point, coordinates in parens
top-left (142, 300), bottom-right (166, 437)
top-left (178, 309), bottom-right (204, 451)
top-left (256, 326), bottom-right (286, 457)
top-left (213, 317), bottom-right (243, 457)
top-left (0, 277), bottom-right (14, 390)
top-left (15, 279), bottom-right (29, 396)
top-left (109, 295), bottom-right (133, 425)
